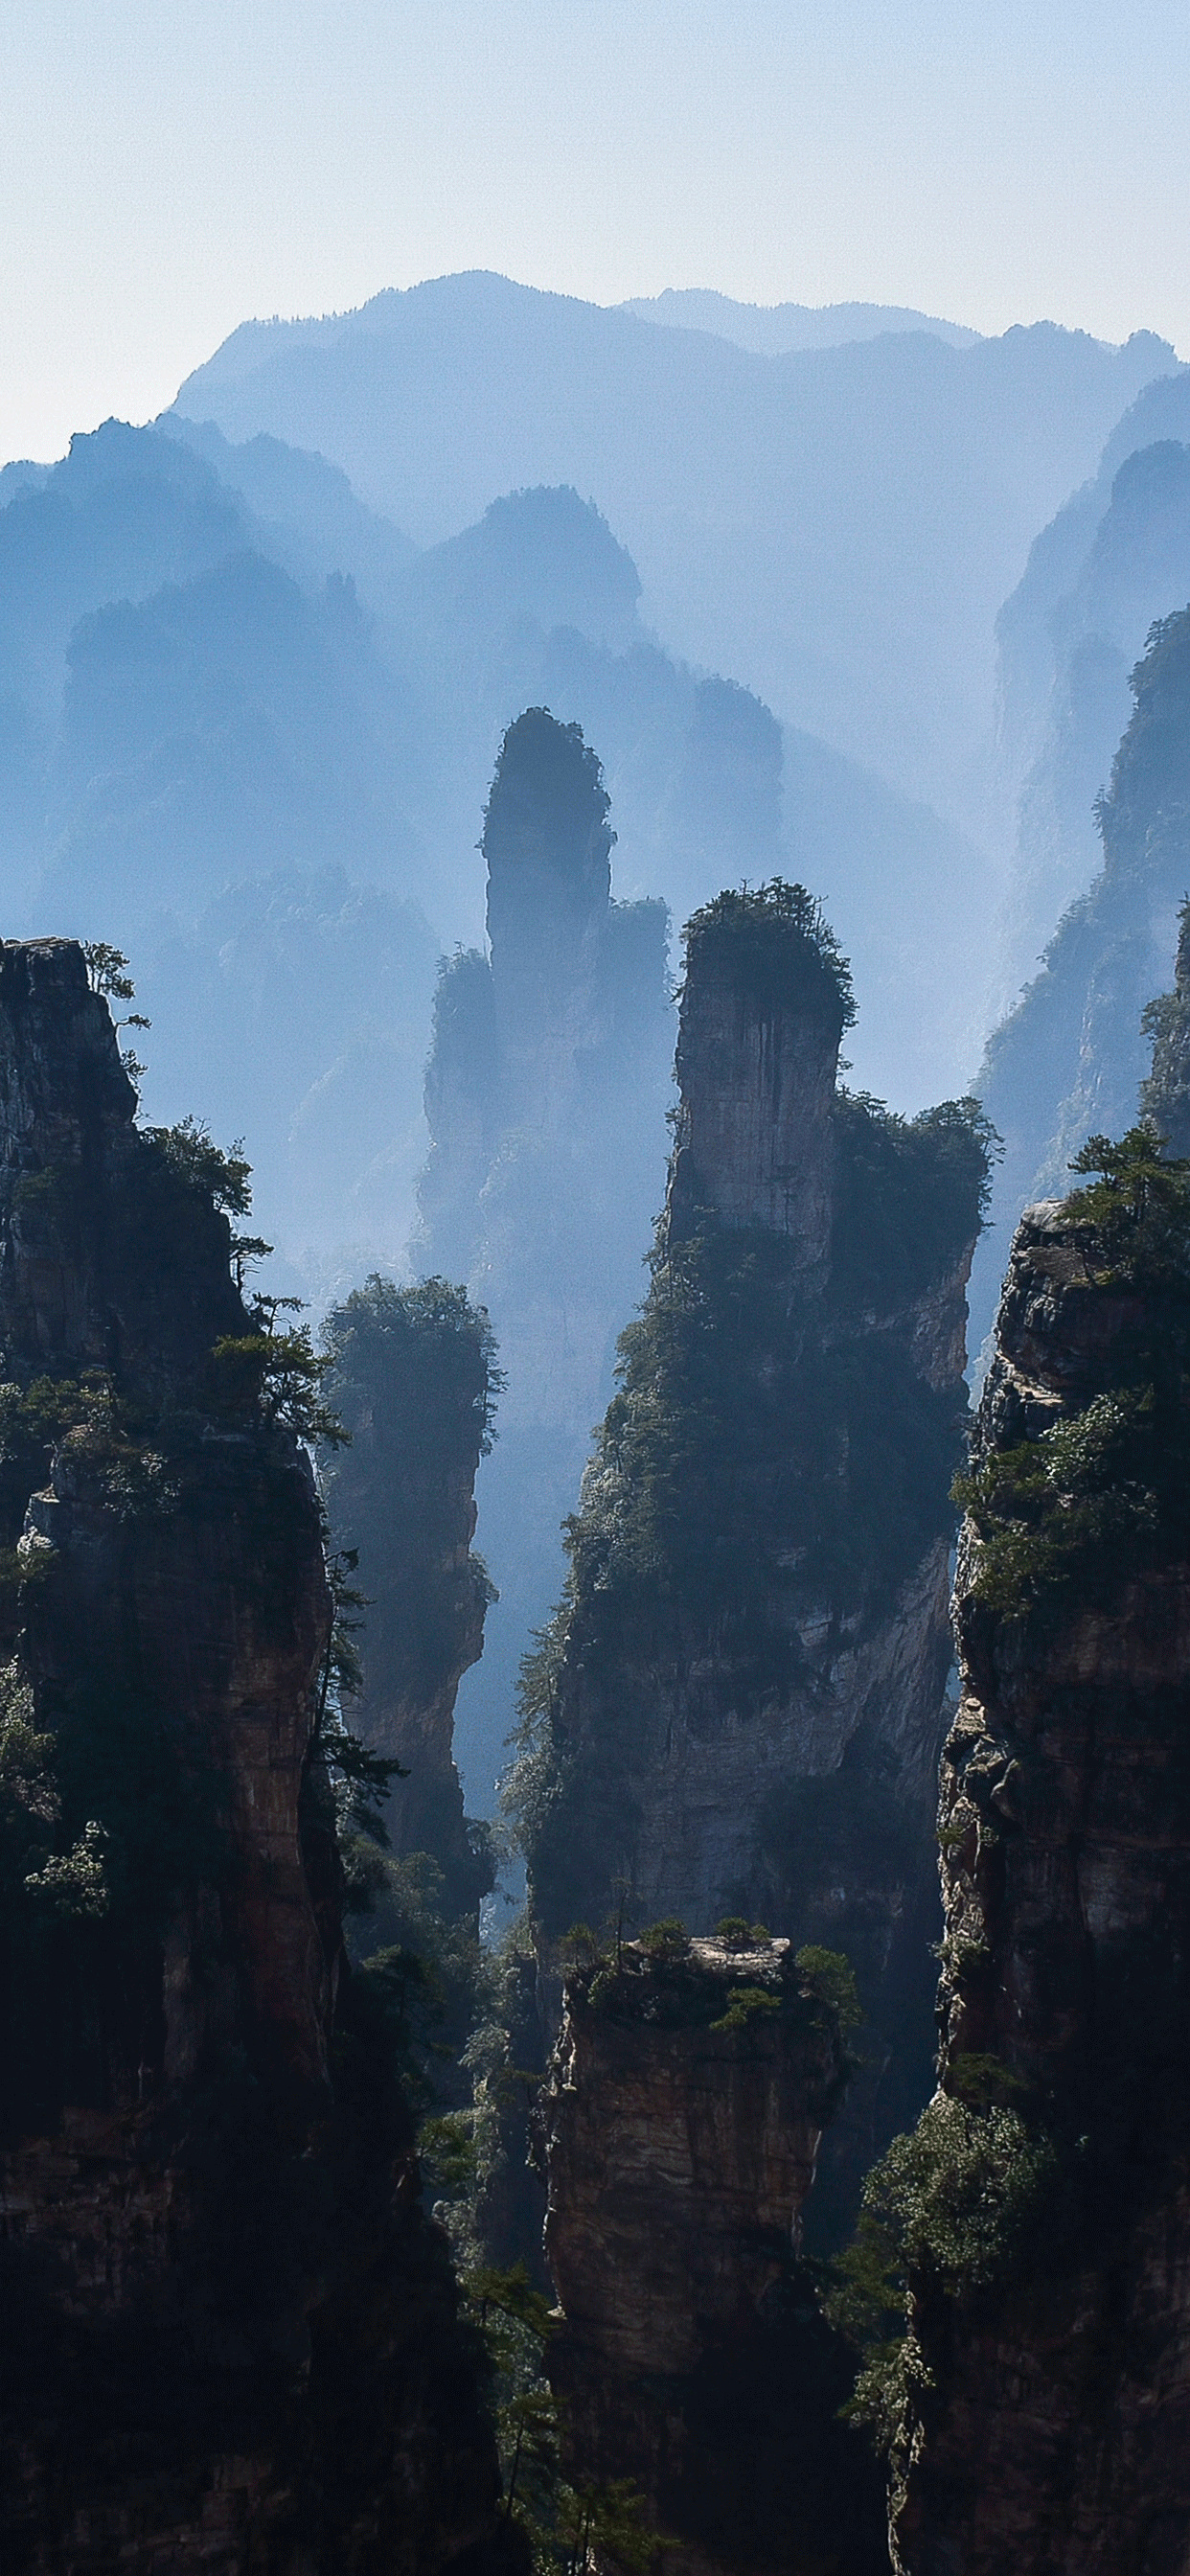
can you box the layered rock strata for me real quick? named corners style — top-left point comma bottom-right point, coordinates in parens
top-left (518, 882), bottom-right (991, 2233)
top-left (542, 1935), bottom-right (885, 2576)
top-left (0, 940), bottom-right (515, 2574)
top-left (890, 1186), bottom-right (1190, 2573)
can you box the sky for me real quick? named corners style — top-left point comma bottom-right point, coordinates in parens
top-left (3, 0), bottom-right (1189, 466)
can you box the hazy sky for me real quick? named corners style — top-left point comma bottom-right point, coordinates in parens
top-left (3, 0), bottom-right (1188, 465)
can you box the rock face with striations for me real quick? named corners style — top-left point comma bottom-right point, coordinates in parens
top-left (516, 883), bottom-right (991, 2233)
top-left (542, 1933), bottom-right (885, 2576)
top-left (889, 1168), bottom-right (1190, 2573)
top-left (0, 940), bottom-right (516, 2574)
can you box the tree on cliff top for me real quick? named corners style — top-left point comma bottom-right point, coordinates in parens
top-left (319, 1273), bottom-right (501, 1785)
top-left (482, 708), bottom-right (613, 940)
top-left (323, 1275), bottom-right (501, 1483)
top-left (679, 879), bottom-right (856, 1029)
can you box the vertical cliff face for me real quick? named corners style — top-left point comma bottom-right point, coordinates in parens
top-left (0, 938), bottom-right (244, 1398)
top-left (888, 1164), bottom-right (1190, 2575)
top-left (541, 1934), bottom-right (885, 2576)
top-left (0, 942), bottom-right (516, 2574)
top-left (417, 709), bottom-right (674, 1810)
top-left (321, 1274), bottom-right (500, 1919)
top-left (515, 884), bottom-right (990, 2231)
top-left (667, 882), bottom-right (844, 1253)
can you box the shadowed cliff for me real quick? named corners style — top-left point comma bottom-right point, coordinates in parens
top-left (321, 1273), bottom-right (501, 1921)
top-left (542, 1932), bottom-right (886, 2576)
top-left (0, 940), bottom-right (520, 2575)
top-left (865, 1134), bottom-right (1190, 2571)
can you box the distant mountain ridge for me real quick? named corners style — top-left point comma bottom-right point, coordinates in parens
top-left (172, 270), bottom-right (1176, 860)
top-left (619, 286), bottom-right (982, 353)
top-left (0, 412), bottom-right (990, 1321)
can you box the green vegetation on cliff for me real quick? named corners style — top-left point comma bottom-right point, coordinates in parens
top-left (0, 945), bottom-right (524, 2574)
top-left (322, 1276), bottom-right (500, 1703)
top-left (509, 1078), bottom-right (991, 1936)
top-left (532, 1084), bottom-right (988, 1646)
top-left (320, 1275), bottom-right (501, 1927)
top-left (956, 1127), bottom-right (1190, 1616)
top-left (678, 879), bottom-right (856, 1028)
top-left (832, 2093), bottom-right (1058, 2456)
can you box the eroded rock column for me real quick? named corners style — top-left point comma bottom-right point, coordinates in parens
top-left (543, 1935), bottom-right (886, 2576)
top-left (891, 1195), bottom-right (1190, 2574)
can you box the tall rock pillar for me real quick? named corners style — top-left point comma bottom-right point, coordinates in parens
top-left (516, 883), bottom-right (990, 2236)
top-left (667, 878), bottom-right (843, 1253)
top-left (0, 940), bottom-right (518, 2576)
top-left (890, 1175), bottom-right (1190, 2573)
top-left (541, 1933), bottom-right (886, 2576)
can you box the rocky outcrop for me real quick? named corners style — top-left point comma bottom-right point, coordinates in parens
top-left (0, 941), bottom-right (517, 2574)
top-left (516, 883), bottom-right (991, 2236)
top-left (542, 1934), bottom-right (885, 2576)
top-left (889, 1179), bottom-right (1190, 2574)
top-left (322, 1275), bottom-right (500, 1919)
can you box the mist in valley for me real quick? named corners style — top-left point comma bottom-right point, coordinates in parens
top-left (0, 289), bottom-right (1186, 1817)
top-left (8, 10), bottom-right (1190, 2556)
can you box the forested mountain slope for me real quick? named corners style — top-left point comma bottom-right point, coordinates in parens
top-left (0, 940), bottom-right (517, 2574)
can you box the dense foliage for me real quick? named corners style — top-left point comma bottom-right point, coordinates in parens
top-left (678, 878), bottom-right (856, 1029)
top-left (957, 1126), bottom-right (1190, 1615)
top-left (833, 1091), bottom-right (996, 1312)
top-left (531, 1088), bottom-right (990, 1660)
top-left (325, 1273), bottom-right (500, 1467)
top-left (831, 2091), bottom-right (1058, 2455)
